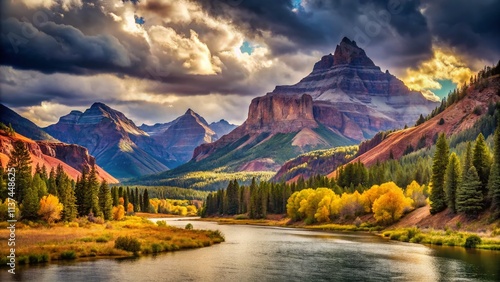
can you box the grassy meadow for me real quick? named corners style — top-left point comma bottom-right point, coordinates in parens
top-left (0, 216), bottom-right (224, 267)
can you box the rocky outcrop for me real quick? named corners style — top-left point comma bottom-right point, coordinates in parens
top-left (245, 94), bottom-right (318, 134)
top-left (0, 130), bottom-right (118, 183)
top-left (37, 141), bottom-right (96, 171)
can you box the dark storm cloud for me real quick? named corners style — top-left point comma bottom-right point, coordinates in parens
top-left (1, 18), bottom-right (133, 74)
top-left (1, 0), bottom-right (499, 104)
top-left (422, 0), bottom-right (500, 64)
top-left (193, 0), bottom-right (433, 68)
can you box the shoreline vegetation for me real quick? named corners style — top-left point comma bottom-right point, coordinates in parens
top-left (200, 209), bottom-right (500, 251)
top-left (0, 215), bottom-right (224, 268)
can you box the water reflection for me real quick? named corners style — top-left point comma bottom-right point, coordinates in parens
top-left (2, 219), bottom-right (499, 282)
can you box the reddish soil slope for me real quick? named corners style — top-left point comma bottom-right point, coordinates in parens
top-left (0, 130), bottom-right (118, 183)
top-left (328, 75), bottom-right (500, 177)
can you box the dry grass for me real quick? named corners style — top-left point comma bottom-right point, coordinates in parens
top-left (0, 216), bottom-right (224, 266)
top-left (134, 212), bottom-right (197, 219)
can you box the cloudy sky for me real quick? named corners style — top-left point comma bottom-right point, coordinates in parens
top-left (1, 0), bottom-right (499, 127)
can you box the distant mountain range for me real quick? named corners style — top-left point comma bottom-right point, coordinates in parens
top-left (135, 37), bottom-right (439, 186)
top-left (1, 103), bottom-right (236, 180)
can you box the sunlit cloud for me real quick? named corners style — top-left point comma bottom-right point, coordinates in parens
top-left (402, 46), bottom-right (475, 100)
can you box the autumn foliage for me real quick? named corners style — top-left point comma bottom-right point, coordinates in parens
top-left (38, 194), bottom-right (63, 223)
top-left (286, 181), bottom-right (417, 225)
top-left (112, 205), bottom-right (125, 221)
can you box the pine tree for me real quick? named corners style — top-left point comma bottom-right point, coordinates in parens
top-left (134, 188), bottom-right (139, 212)
top-left (41, 165), bottom-right (48, 181)
top-left (143, 189), bottom-right (149, 212)
top-left (462, 142), bottom-right (473, 180)
top-left (112, 187), bottom-right (119, 207)
top-left (248, 178), bottom-right (258, 218)
top-left (415, 114), bottom-right (425, 126)
top-left (472, 133), bottom-right (492, 197)
top-left (21, 185), bottom-right (39, 219)
top-left (47, 168), bottom-right (57, 196)
top-left (8, 141), bottom-right (32, 203)
top-left (98, 180), bottom-right (112, 220)
top-left (32, 173), bottom-right (48, 200)
top-left (430, 133), bottom-right (449, 214)
top-left (489, 125), bottom-right (500, 218)
top-left (445, 153), bottom-right (461, 213)
top-left (226, 180), bottom-right (239, 215)
top-left (59, 173), bottom-right (77, 221)
top-left (456, 167), bottom-right (484, 214)
top-left (75, 169), bottom-right (87, 216)
top-left (84, 166), bottom-right (100, 216)
top-left (123, 190), bottom-right (129, 213)
top-left (55, 164), bottom-right (66, 197)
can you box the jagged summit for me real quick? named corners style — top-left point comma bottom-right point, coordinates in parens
top-left (313, 37), bottom-right (375, 71)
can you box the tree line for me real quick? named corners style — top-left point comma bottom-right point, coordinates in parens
top-left (430, 128), bottom-right (500, 218)
top-left (202, 175), bottom-right (342, 218)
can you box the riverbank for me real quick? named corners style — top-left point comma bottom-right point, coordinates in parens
top-left (201, 206), bottom-right (500, 251)
top-left (0, 216), bottom-right (224, 267)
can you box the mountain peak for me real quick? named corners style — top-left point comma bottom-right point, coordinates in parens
top-left (313, 37), bottom-right (375, 71)
top-left (90, 102), bottom-right (112, 112)
top-left (185, 108), bottom-right (195, 115)
top-left (340, 36), bottom-right (356, 46)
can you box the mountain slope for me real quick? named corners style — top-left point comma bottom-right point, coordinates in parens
top-left (209, 119), bottom-right (237, 137)
top-left (44, 102), bottom-right (169, 179)
top-left (327, 73), bottom-right (500, 177)
top-left (45, 103), bottom-right (223, 179)
top-left (0, 129), bottom-right (118, 183)
top-left (146, 109), bottom-right (219, 165)
top-left (147, 37), bottom-right (437, 184)
top-left (0, 104), bottom-right (57, 141)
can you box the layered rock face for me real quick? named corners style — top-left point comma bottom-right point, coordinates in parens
top-left (191, 37), bottom-right (437, 167)
top-left (271, 37), bottom-right (438, 139)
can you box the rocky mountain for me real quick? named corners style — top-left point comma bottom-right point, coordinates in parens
top-left (44, 102), bottom-right (168, 179)
top-left (148, 109), bottom-right (219, 165)
top-left (152, 37), bottom-right (438, 180)
top-left (270, 37), bottom-right (438, 140)
top-left (0, 129), bottom-right (118, 183)
top-left (0, 103), bottom-right (57, 141)
top-left (45, 103), bottom-right (224, 179)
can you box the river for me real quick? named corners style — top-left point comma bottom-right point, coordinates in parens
top-left (2, 218), bottom-right (500, 281)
